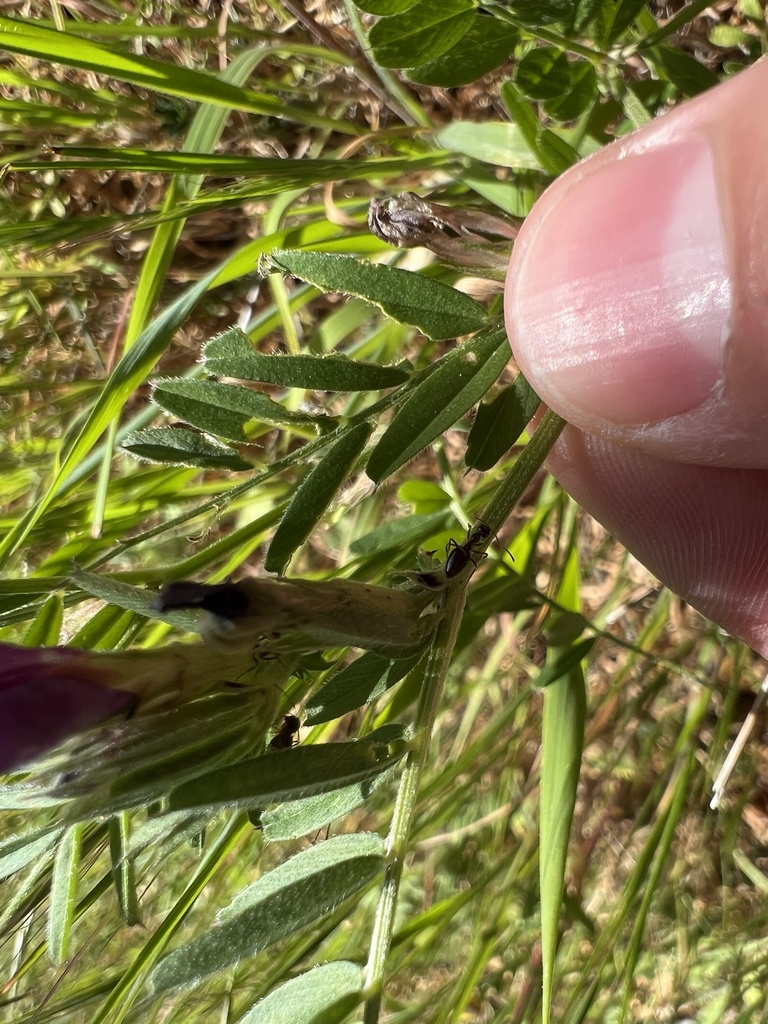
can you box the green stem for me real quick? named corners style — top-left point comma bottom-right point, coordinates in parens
top-left (480, 407), bottom-right (566, 537)
top-left (482, 1), bottom-right (611, 64)
top-left (635, 0), bottom-right (714, 50)
top-left (362, 578), bottom-right (470, 1021)
top-left (342, 0), bottom-right (433, 128)
top-left (362, 406), bottom-right (565, 1020)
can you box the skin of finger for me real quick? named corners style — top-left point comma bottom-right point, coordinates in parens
top-left (506, 57), bottom-right (768, 466)
top-left (547, 427), bottom-right (768, 658)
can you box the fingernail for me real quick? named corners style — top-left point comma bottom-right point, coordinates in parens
top-left (510, 138), bottom-right (731, 426)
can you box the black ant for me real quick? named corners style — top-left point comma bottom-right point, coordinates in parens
top-left (413, 521), bottom-right (501, 591)
top-left (269, 714), bottom-right (301, 750)
top-left (444, 521), bottom-right (493, 579)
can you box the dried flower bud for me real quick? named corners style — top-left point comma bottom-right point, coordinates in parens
top-left (368, 192), bottom-right (518, 275)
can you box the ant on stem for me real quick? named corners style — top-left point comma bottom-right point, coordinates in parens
top-left (412, 521), bottom-right (504, 592)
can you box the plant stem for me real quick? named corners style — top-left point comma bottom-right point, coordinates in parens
top-left (480, 407), bottom-right (566, 536)
top-left (342, 0), bottom-right (433, 128)
top-left (362, 406), bottom-right (565, 1020)
top-left (362, 577), bottom-right (470, 1022)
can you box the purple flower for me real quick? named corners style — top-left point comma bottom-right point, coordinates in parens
top-left (0, 644), bottom-right (136, 773)
top-left (0, 639), bottom-right (283, 774)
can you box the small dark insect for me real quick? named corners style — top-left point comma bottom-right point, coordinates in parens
top-left (269, 714), bottom-right (301, 750)
top-left (444, 521), bottom-right (493, 579)
top-left (411, 522), bottom-right (494, 592)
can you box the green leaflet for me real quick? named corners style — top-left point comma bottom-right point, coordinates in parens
top-left (368, 0), bottom-right (475, 69)
top-left (48, 825), bottom-right (81, 965)
top-left (465, 374), bottom-right (540, 471)
top-left (109, 815), bottom-right (141, 927)
top-left (407, 18), bottom-right (517, 88)
top-left (349, 510), bottom-right (451, 556)
top-left (0, 828), bottom-right (63, 883)
top-left (166, 725), bottom-right (408, 812)
top-left (265, 424), bottom-right (372, 573)
top-left (150, 834), bottom-right (386, 992)
top-left (121, 426), bottom-right (253, 471)
top-left (204, 326), bottom-right (410, 390)
top-left (305, 651), bottom-right (421, 724)
top-left (236, 961), bottom-right (364, 1024)
top-left (432, 120), bottom-right (540, 169)
top-left (261, 767), bottom-right (395, 841)
top-left (515, 46), bottom-right (572, 100)
top-left (152, 379), bottom-right (324, 441)
top-left (367, 326), bottom-right (510, 483)
top-left (267, 250), bottom-right (488, 340)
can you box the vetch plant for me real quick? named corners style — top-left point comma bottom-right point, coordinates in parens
top-left (0, 3), bottom-right (762, 1023)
